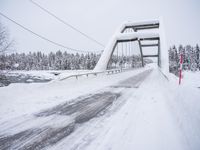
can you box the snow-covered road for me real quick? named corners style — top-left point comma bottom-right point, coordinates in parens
top-left (82, 69), bottom-right (188, 150)
top-left (0, 66), bottom-right (200, 150)
top-left (0, 69), bottom-right (152, 150)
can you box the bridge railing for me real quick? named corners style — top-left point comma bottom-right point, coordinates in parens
top-left (60, 68), bottom-right (124, 81)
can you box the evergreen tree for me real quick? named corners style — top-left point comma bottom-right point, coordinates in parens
top-left (195, 44), bottom-right (200, 70)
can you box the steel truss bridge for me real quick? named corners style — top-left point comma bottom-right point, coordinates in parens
top-left (94, 19), bottom-right (169, 76)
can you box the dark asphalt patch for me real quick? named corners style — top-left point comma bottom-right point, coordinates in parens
top-left (75, 93), bottom-right (120, 123)
top-left (0, 128), bottom-right (42, 150)
top-left (0, 123), bottom-right (74, 150)
top-left (36, 92), bottom-right (120, 117)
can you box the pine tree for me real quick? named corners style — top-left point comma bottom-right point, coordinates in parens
top-left (195, 44), bottom-right (200, 70)
top-left (55, 50), bottom-right (63, 70)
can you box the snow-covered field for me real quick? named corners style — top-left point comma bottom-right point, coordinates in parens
top-left (0, 65), bottom-right (200, 150)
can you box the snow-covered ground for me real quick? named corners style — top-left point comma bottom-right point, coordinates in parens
top-left (0, 64), bottom-right (200, 150)
top-left (3, 70), bottom-right (91, 83)
top-left (166, 70), bottom-right (200, 150)
top-left (0, 67), bottom-right (149, 125)
top-left (48, 67), bottom-right (200, 150)
top-left (182, 71), bottom-right (200, 87)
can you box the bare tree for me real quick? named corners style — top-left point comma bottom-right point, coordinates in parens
top-left (0, 22), bottom-right (14, 86)
top-left (0, 22), bottom-right (13, 54)
top-left (0, 22), bottom-right (14, 70)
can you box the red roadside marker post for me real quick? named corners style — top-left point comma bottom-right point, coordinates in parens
top-left (179, 54), bottom-right (183, 85)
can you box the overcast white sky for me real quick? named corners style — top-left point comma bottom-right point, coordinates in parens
top-left (0, 0), bottom-right (200, 54)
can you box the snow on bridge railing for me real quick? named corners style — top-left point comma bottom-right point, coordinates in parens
top-left (59, 68), bottom-right (125, 81)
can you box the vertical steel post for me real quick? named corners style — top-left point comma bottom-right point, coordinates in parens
top-left (158, 39), bottom-right (161, 67)
top-left (138, 40), bottom-right (144, 67)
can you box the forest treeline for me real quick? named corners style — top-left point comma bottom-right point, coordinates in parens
top-left (0, 51), bottom-right (101, 70)
top-left (0, 51), bottom-right (145, 70)
top-left (0, 44), bottom-right (199, 73)
top-left (169, 44), bottom-right (200, 75)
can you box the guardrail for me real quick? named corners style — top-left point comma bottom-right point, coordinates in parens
top-left (60, 68), bottom-right (123, 81)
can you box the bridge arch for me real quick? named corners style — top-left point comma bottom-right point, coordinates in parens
top-left (94, 19), bottom-right (169, 76)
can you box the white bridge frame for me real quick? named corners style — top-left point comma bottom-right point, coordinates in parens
top-left (94, 19), bottom-right (169, 76)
